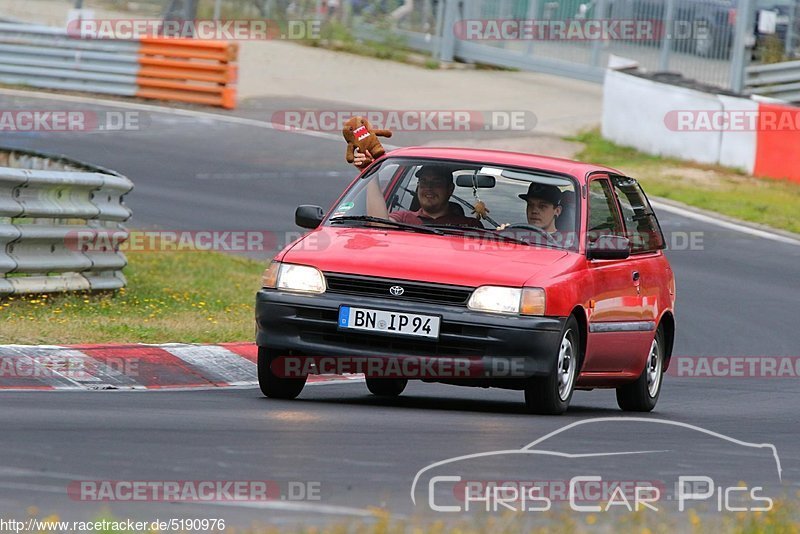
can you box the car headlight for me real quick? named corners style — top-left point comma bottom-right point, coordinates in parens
top-left (467, 286), bottom-right (545, 316)
top-left (261, 262), bottom-right (326, 294)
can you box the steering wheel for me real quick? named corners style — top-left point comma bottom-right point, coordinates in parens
top-left (498, 224), bottom-right (559, 246)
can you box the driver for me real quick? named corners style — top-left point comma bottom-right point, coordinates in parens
top-left (497, 183), bottom-right (564, 242)
top-left (519, 182), bottom-right (563, 233)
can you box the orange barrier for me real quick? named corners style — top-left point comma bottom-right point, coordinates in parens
top-left (753, 103), bottom-right (800, 184)
top-left (135, 38), bottom-right (238, 109)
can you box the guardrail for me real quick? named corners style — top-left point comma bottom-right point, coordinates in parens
top-left (0, 149), bottom-right (133, 295)
top-left (745, 60), bottom-right (800, 104)
top-left (0, 22), bottom-right (238, 109)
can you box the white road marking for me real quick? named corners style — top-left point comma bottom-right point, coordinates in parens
top-left (650, 199), bottom-right (800, 246)
top-left (0, 88), bottom-right (401, 149)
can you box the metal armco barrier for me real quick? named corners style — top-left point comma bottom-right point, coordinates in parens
top-left (0, 149), bottom-right (133, 295)
top-left (0, 23), bottom-right (237, 109)
top-left (746, 60), bottom-right (800, 104)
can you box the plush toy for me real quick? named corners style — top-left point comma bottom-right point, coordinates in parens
top-left (471, 200), bottom-right (490, 221)
top-left (343, 116), bottom-right (392, 163)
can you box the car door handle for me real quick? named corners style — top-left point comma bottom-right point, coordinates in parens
top-left (632, 271), bottom-right (640, 282)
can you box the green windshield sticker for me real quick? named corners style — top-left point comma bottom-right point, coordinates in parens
top-left (337, 202), bottom-right (355, 211)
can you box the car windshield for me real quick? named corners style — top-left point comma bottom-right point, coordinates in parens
top-left (325, 157), bottom-right (580, 250)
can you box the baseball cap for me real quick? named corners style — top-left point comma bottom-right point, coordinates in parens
top-left (518, 182), bottom-right (562, 206)
top-left (414, 165), bottom-right (454, 183)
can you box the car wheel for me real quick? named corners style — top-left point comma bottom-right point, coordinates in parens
top-left (257, 347), bottom-right (307, 399)
top-left (366, 378), bottom-right (408, 397)
top-left (524, 315), bottom-right (579, 415)
top-left (616, 328), bottom-right (665, 412)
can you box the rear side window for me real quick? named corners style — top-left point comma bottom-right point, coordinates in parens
top-left (611, 176), bottom-right (665, 253)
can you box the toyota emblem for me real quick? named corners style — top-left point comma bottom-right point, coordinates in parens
top-left (389, 286), bottom-right (405, 296)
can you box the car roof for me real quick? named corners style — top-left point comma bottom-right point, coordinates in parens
top-left (385, 146), bottom-right (623, 184)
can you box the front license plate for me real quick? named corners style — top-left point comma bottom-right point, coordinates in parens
top-left (338, 306), bottom-right (441, 339)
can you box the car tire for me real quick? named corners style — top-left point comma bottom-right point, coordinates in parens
top-left (616, 328), bottom-right (665, 412)
top-left (257, 347), bottom-right (307, 399)
top-left (365, 378), bottom-right (408, 397)
top-left (524, 315), bottom-right (580, 415)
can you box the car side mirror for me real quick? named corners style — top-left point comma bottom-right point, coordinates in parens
top-left (295, 205), bottom-right (324, 229)
top-left (588, 235), bottom-right (631, 260)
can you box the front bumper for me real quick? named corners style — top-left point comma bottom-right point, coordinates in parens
top-left (255, 289), bottom-right (565, 381)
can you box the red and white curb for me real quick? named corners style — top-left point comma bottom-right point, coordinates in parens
top-left (0, 343), bottom-right (363, 390)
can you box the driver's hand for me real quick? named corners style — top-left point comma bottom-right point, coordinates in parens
top-left (496, 223), bottom-right (510, 231)
top-left (353, 148), bottom-right (373, 169)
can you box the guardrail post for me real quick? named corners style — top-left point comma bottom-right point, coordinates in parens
top-left (438, 0), bottom-right (458, 62)
top-left (432, 0), bottom-right (446, 60)
top-left (730, 0), bottom-right (756, 93)
top-left (786, 2), bottom-right (797, 58)
top-left (525, 0), bottom-right (539, 56)
top-left (658, 0), bottom-right (676, 71)
top-left (590, 0), bottom-right (609, 67)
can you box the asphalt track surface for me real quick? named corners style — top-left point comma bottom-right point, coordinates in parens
top-left (1, 92), bottom-right (799, 527)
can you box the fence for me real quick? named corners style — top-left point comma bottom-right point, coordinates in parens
top-left (235, 0), bottom-right (797, 95)
top-left (0, 149), bottom-right (133, 295)
top-left (0, 22), bottom-right (238, 109)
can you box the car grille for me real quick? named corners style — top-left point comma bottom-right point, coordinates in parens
top-left (324, 273), bottom-right (473, 306)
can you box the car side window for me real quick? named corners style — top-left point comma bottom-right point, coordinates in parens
top-left (587, 179), bottom-right (623, 242)
top-left (611, 176), bottom-right (665, 253)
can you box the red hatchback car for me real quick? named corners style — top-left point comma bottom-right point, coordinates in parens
top-left (256, 148), bottom-right (676, 414)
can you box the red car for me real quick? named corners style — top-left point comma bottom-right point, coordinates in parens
top-left (256, 148), bottom-right (676, 414)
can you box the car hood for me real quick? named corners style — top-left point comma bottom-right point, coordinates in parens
top-left (281, 226), bottom-right (570, 287)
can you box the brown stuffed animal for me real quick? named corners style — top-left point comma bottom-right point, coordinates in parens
top-left (343, 116), bottom-right (392, 163)
top-left (472, 200), bottom-right (490, 221)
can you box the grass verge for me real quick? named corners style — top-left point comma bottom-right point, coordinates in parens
top-left (0, 250), bottom-right (264, 345)
top-left (570, 129), bottom-right (800, 235)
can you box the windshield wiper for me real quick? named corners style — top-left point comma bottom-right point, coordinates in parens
top-left (329, 215), bottom-right (443, 235)
top-left (424, 224), bottom-right (532, 246)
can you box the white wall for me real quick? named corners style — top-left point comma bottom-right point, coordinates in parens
top-left (602, 69), bottom-right (756, 171)
top-left (717, 95), bottom-right (759, 173)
